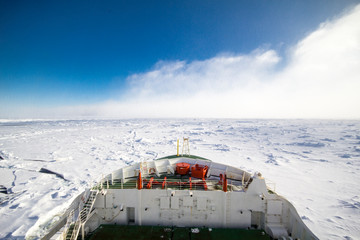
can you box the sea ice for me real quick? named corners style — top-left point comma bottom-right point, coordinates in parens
top-left (0, 119), bottom-right (359, 239)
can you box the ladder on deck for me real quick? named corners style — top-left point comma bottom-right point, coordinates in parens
top-left (66, 190), bottom-right (98, 240)
top-left (225, 193), bottom-right (231, 225)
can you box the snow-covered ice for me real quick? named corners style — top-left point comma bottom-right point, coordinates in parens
top-left (0, 119), bottom-right (359, 239)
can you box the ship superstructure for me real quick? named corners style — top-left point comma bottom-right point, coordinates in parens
top-left (42, 150), bottom-right (318, 240)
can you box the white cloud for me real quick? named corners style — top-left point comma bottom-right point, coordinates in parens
top-left (10, 4), bottom-right (360, 119)
top-left (125, 49), bottom-right (279, 98)
top-left (273, 4), bottom-right (360, 118)
top-left (94, 49), bottom-right (282, 118)
top-left (97, 4), bottom-right (360, 119)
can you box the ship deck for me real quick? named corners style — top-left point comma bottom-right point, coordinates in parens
top-left (92, 154), bottom-right (254, 192)
top-left (86, 225), bottom-right (271, 240)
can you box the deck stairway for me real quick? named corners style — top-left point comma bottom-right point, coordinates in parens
top-left (66, 190), bottom-right (98, 240)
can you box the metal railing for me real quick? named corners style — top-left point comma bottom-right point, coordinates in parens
top-left (94, 177), bottom-right (248, 192)
top-left (266, 179), bottom-right (276, 193)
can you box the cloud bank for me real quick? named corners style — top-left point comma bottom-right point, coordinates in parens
top-left (13, 4), bottom-right (360, 119)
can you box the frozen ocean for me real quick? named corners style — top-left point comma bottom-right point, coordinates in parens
top-left (0, 119), bottom-right (359, 239)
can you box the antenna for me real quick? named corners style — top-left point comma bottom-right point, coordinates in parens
top-left (182, 137), bottom-right (190, 156)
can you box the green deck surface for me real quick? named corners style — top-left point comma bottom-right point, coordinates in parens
top-left (156, 154), bottom-right (211, 161)
top-left (86, 225), bottom-right (271, 240)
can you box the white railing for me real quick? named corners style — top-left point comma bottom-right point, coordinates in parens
top-left (266, 179), bottom-right (276, 193)
top-left (61, 210), bottom-right (74, 240)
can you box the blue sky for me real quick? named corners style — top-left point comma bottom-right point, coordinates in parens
top-left (1, 1), bottom-right (360, 118)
